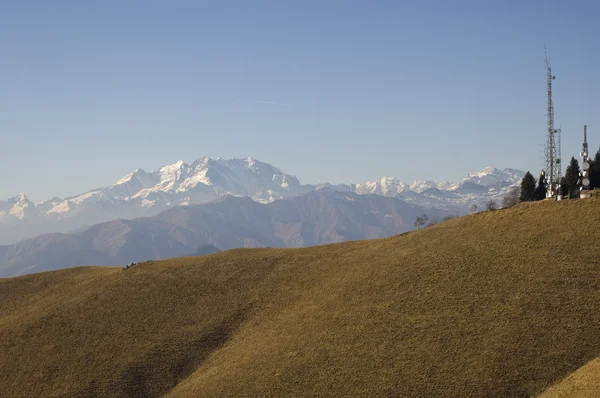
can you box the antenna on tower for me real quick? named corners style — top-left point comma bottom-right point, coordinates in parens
top-left (544, 46), bottom-right (560, 199)
top-left (556, 126), bottom-right (562, 198)
top-left (580, 125), bottom-right (591, 198)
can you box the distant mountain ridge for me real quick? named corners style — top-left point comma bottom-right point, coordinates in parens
top-left (189, 244), bottom-right (221, 257)
top-left (0, 189), bottom-right (444, 277)
top-left (0, 156), bottom-right (524, 244)
top-left (0, 157), bottom-right (312, 244)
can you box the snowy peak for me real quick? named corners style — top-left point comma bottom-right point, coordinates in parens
top-left (448, 180), bottom-right (489, 195)
top-left (12, 193), bottom-right (32, 205)
top-left (467, 166), bottom-right (499, 177)
top-left (4, 156), bottom-right (310, 232)
top-left (0, 193), bottom-right (36, 220)
top-left (116, 157), bottom-right (304, 201)
top-left (115, 168), bottom-right (155, 187)
top-left (441, 166), bottom-right (524, 196)
top-left (409, 180), bottom-right (453, 193)
top-left (0, 193), bottom-right (32, 206)
top-left (353, 166), bottom-right (525, 213)
top-left (0, 158), bottom-right (527, 245)
top-left (355, 177), bottom-right (407, 197)
top-left (462, 166), bottom-right (524, 189)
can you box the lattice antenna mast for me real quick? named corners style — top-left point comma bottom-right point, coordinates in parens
top-left (583, 125), bottom-right (589, 160)
top-left (581, 125), bottom-right (591, 198)
top-left (557, 126), bottom-right (562, 184)
top-left (544, 47), bottom-right (560, 198)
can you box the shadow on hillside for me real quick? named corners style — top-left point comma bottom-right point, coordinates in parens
top-left (81, 309), bottom-right (247, 398)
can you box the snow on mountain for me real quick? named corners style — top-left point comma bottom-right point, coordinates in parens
top-left (447, 180), bottom-right (490, 195)
top-left (354, 177), bottom-right (408, 197)
top-left (459, 167), bottom-right (525, 189)
top-left (44, 156), bottom-right (308, 214)
top-left (354, 167), bottom-right (524, 214)
top-left (409, 180), bottom-right (453, 193)
top-left (0, 193), bottom-right (38, 221)
top-left (0, 157), bottom-right (315, 244)
top-left (315, 182), bottom-right (354, 192)
top-left (420, 187), bottom-right (462, 200)
top-left (0, 159), bottom-right (525, 245)
top-left (116, 156), bottom-right (307, 203)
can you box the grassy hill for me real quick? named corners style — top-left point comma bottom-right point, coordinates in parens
top-left (540, 357), bottom-right (600, 397)
top-left (2, 197), bottom-right (600, 397)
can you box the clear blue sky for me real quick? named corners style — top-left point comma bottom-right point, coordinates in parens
top-left (1, 0), bottom-right (599, 202)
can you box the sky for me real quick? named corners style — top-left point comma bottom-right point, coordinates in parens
top-left (1, 0), bottom-right (599, 202)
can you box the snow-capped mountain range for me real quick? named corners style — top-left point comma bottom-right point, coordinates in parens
top-left (0, 157), bottom-right (524, 245)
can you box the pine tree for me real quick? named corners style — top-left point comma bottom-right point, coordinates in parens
top-left (535, 171), bottom-right (547, 200)
top-left (519, 172), bottom-right (537, 202)
top-left (564, 157), bottom-right (581, 198)
top-left (589, 149), bottom-right (600, 190)
top-left (558, 177), bottom-right (568, 198)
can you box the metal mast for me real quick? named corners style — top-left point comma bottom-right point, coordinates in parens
top-left (581, 125), bottom-right (591, 198)
top-left (557, 127), bottom-right (562, 196)
top-left (544, 47), bottom-right (560, 198)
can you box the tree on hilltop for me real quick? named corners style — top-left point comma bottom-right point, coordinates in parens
top-left (486, 199), bottom-right (497, 211)
top-left (414, 214), bottom-right (428, 229)
top-left (535, 171), bottom-right (547, 200)
top-left (519, 172), bottom-right (536, 202)
top-left (589, 149), bottom-right (600, 190)
top-left (558, 177), bottom-right (568, 198)
top-left (564, 157), bottom-right (581, 198)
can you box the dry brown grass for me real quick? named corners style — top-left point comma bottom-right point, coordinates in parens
top-left (539, 357), bottom-right (600, 398)
top-left (2, 197), bottom-right (600, 397)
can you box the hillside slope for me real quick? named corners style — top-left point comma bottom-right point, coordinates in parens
top-left (540, 357), bottom-right (600, 397)
top-left (1, 198), bottom-right (600, 397)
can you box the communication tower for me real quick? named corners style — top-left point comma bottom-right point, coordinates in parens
top-left (556, 127), bottom-right (562, 199)
top-left (580, 125), bottom-right (591, 198)
top-left (544, 47), bottom-right (561, 198)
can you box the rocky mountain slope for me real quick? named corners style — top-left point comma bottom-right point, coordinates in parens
top-left (0, 157), bottom-right (524, 245)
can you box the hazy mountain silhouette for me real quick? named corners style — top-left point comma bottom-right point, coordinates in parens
top-left (188, 244), bottom-right (221, 257)
top-left (0, 189), bottom-right (439, 277)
